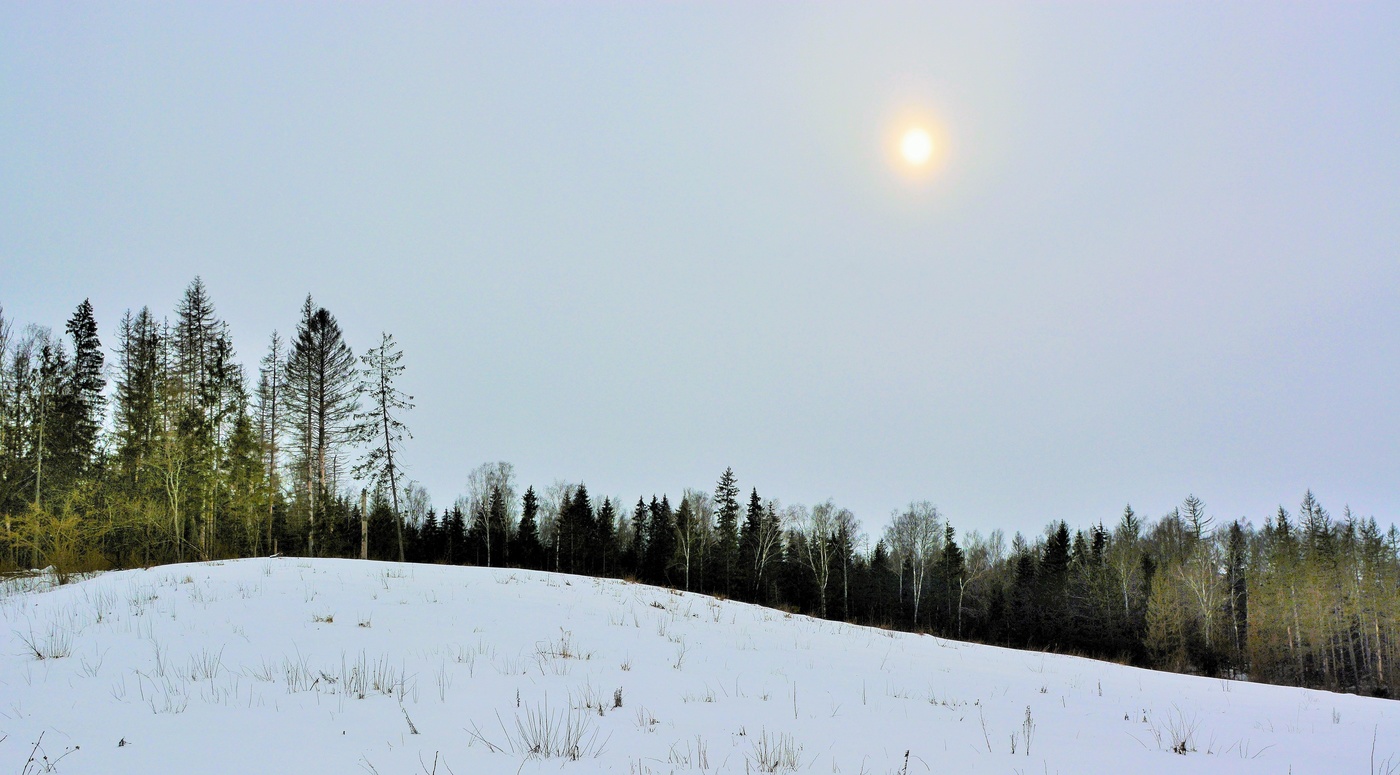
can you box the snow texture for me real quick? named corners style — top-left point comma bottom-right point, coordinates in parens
top-left (1, 559), bottom-right (1396, 774)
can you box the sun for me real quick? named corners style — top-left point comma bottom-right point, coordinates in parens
top-left (900, 127), bottom-right (934, 166)
top-left (884, 112), bottom-right (949, 182)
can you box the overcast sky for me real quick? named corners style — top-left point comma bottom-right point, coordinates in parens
top-left (3, 3), bottom-right (1397, 538)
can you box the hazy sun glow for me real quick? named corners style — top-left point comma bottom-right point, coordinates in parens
top-left (900, 127), bottom-right (934, 166)
top-left (886, 113), bottom-right (948, 182)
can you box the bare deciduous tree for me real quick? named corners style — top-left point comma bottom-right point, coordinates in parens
top-left (885, 501), bottom-right (943, 627)
top-left (796, 500), bottom-right (852, 619)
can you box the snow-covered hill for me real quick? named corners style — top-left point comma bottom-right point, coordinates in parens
top-left (1, 559), bottom-right (1395, 774)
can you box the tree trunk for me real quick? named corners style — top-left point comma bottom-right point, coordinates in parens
top-left (958, 579), bottom-right (967, 639)
top-left (360, 489), bottom-right (368, 560)
top-left (33, 380), bottom-right (44, 507)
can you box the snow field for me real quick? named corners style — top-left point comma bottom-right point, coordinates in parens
top-left (1, 558), bottom-right (1397, 774)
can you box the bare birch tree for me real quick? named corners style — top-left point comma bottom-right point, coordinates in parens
top-left (466, 461), bottom-right (516, 567)
top-left (675, 488), bottom-right (711, 591)
top-left (886, 501), bottom-right (943, 626)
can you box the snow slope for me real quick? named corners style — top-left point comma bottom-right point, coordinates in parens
top-left (1, 559), bottom-right (1396, 774)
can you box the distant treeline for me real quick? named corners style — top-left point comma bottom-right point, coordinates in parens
top-left (2, 280), bottom-right (1397, 699)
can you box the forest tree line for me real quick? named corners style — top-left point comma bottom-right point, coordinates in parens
top-left (1, 280), bottom-right (1398, 699)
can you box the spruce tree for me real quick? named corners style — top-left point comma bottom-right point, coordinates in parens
top-left (63, 299), bottom-right (104, 469)
top-left (514, 486), bottom-right (543, 570)
top-left (113, 308), bottom-right (162, 492)
top-left (1043, 522), bottom-right (1071, 577)
top-left (627, 496), bottom-right (647, 577)
top-left (420, 507), bottom-right (440, 563)
top-left (711, 467), bottom-right (740, 596)
top-left (224, 396), bottom-right (263, 554)
top-left (738, 488), bottom-right (764, 599)
top-left (32, 339), bottom-right (73, 507)
top-left (488, 486), bottom-right (508, 567)
top-left (1037, 521), bottom-right (1072, 641)
top-left (284, 295), bottom-right (358, 556)
top-left (445, 505), bottom-right (465, 564)
top-left (1008, 545), bottom-right (1039, 644)
top-left (464, 494), bottom-right (487, 565)
top-left (596, 497), bottom-right (616, 576)
top-left (941, 523), bottom-right (964, 629)
top-left (1090, 523), bottom-right (1107, 564)
top-left (172, 278), bottom-right (242, 558)
top-left (645, 495), bottom-right (675, 585)
top-left (556, 482), bottom-right (588, 573)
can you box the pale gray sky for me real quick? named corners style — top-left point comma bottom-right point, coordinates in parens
top-left (3, 3), bottom-right (1397, 536)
